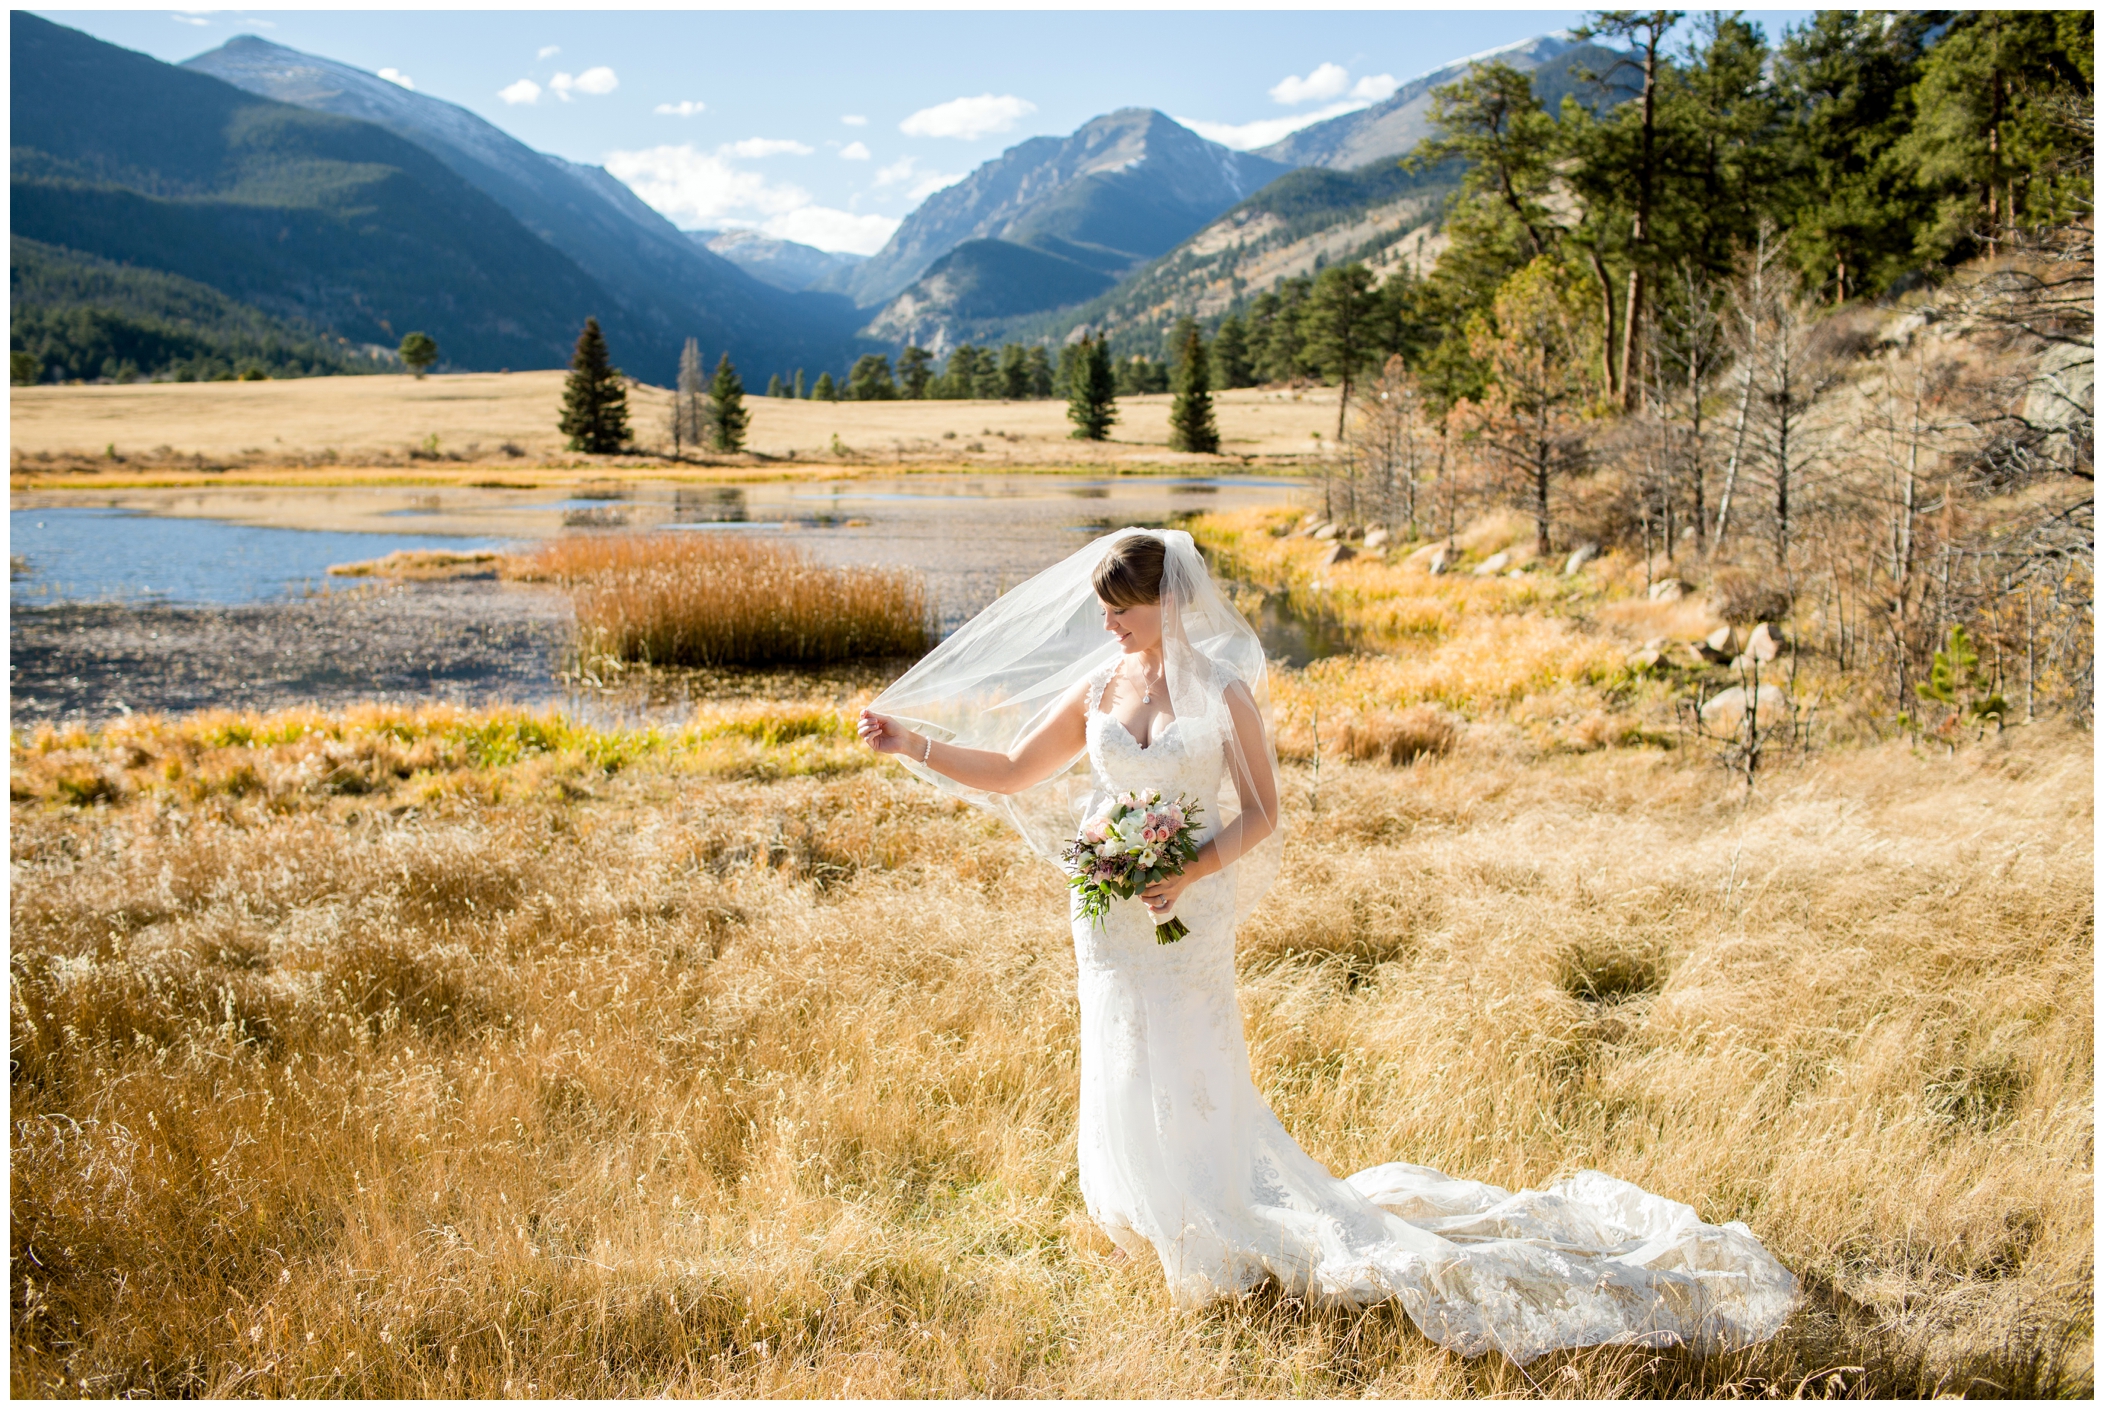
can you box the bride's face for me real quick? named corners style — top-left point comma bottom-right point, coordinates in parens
top-left (1099, 597), bottom-right (1163, 655)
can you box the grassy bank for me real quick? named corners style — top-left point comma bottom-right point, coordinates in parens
top-left (10, 700), bottom-right (2091, 1397)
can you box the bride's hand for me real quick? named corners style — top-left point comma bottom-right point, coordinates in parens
top-left (857, 709), bottom-right (915, 756)
top-left (1141, 871), bottom-right (1191, 916)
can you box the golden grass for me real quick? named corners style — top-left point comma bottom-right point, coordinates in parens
top-left (514, 534), bottom-right (931, 669)
top-left (8, 371), bottom-right (1340, 473)
top-left (328, 550), bottom-right (509, 581)
top-left (10, 703), bottom-right (2092, 1397)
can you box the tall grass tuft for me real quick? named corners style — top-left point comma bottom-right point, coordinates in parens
top-left (519, 534), bottom-right (931, 667)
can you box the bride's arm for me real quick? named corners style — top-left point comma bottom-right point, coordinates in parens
top-left (857, 678), bottom-right (1090, 794)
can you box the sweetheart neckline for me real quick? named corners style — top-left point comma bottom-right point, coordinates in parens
top-left (1094, 710), bottom-right (1183, 753)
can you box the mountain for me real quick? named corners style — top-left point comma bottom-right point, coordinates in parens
top-left (962, 155), bottom-right (1460, 361)
top-left (11, 13), bottom-right (624, 374)
top-left (1252, 33), bottom-right (1636, 170)
top-left (861, 240), bottom-right (1118, 349)
top-left (178, 34), bottom-right (867, 381)
top-left (825, 109), bottom-right (1293, 310)
top-left (690, 229), bottom-right (865, 293)
top-left (11, 235), bottom-right (387, 382)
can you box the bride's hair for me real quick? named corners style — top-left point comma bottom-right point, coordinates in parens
top-left (1091, 533), bottom-right (1166, 607)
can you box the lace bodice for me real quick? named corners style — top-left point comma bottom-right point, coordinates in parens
top-left (1074, 663), bottom-right (1235, 973)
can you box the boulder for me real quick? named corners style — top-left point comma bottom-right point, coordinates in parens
top-left (1648, 578), bottom-right (1688, 602)
top-left (1363, 527), bottom-right (1390, 551)
top-left (1317, 540), bottom-right (1357, 567)
top-left (1563, 543), bottom-right (1600, 576)
top-left (1705, 625), bottom-right (1735, 654)
top-left (1746, 621), bottom-right (1785, 662)
top-left (1472, 550), bottom-right (1511, 577)
top-left (1700, 683), bottom-right (1789, 733)
top-left (1314, 522), bottom-right (1340, 542)
top-left (1626, 647), bottom-right (1667, 673)
top-left (1426, 546), bottom-right (1450, 575)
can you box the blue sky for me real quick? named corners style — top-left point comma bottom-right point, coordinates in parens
top-left (37, 8), bottom-right (1814, 255)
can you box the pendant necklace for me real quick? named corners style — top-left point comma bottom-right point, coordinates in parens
top-left (1141, 660), bottom-right (1162, 704)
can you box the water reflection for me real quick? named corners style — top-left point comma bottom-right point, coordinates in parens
top-left (675, 486), bottom-right (749, 523)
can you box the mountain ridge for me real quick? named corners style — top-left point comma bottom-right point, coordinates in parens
top-left (179, 34), bottom-right (867, 381)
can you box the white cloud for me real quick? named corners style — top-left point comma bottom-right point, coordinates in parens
top-left (1352, 73), bottom-right (1400, 102)
top-left (1270, 62), bottom-right (1351, 105)
top-left (872, 156), bottom-right (920, 187)
top-left (537, 44), bottom-right (561, 59)
top-left (839, 141), bottom-right (872, 161)
top-left (899, 93), bottom-right (1035, 141)
top-left (171, 12), bottom-right (210, 25)
top-left (723, 138), bottom-right (814, 159)
top-left (549, 66), bottom-right (618, 101)
top-left (604, 143), bottom-right (811, 228)
top-left (654, 99), bottom-right (706, 117)
top-left (499, 78), bottom-right (542, 106)
top-left (761, 208), bottom-right (899, 256)
top-left (841, 114), bottom-right (869, 127)
top-left (377, 67), bottom-right (415, 91)
top-left (1175, 100), bottom-right (1369, 152)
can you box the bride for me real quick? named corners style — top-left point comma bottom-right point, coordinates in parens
top-left (856, 528), bottom-right (1798, 1366)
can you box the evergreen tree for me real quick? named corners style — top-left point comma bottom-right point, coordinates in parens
top-left (766, 372), bottom-right (786, 398)
top-left (811, 370), bottom-right (838, 401)
top-left (847, 353), bottom-right (898, 400)
top-left (1055, 341), bottom-right (1086, 399)
top-left (1213, 313), bottom-right (1254, 388)
top-left (558, 317), bottom-right (629, 454)
top-left (397, 330), bottom-right (438, 379)
top-left (972, 347), bottom-right (1007, 400)
top-left (1168, 321), bottom-right (1220, 454)
top-left (794, 368), bottom-right (807, 399)
top-left (997, 343), bottom-right (1031, 400)
top-left (1302, 262), bottom-right (1380, 442)
top-left (707, 352), bottom-right (748, 452)
top-left (1897, 9), bottom-right (2092, 263)
top-left (897, 345), bottom-right (934, 399)
top-left (939, 345), bottom-right (981, 399)
top-left (1775, 10), bottom-right (1935, 301)
top-left (1067, 334), bottom-right (1118, 441)
top-left (1025, 345), bottom-right (1056, 398)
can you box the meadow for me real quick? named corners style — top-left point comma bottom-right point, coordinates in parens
top-left (7, 372), bottom-right (1340, 476)
top-left (11, 529), bottom-right (2093, 1397)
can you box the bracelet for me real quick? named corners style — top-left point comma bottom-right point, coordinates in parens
top-left (921, 734), bottom-right (934, 764)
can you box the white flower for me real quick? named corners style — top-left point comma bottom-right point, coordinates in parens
top-left (1140, 849), bottom-right (1158, 868)
top-left (1095, 841), bottom-right (1118, 859)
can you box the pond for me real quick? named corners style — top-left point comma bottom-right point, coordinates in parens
top-left (10, 475), bottom-right (1338, 725)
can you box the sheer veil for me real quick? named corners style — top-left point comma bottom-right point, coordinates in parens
top-left (871, 527), bottom-right (1284, 924)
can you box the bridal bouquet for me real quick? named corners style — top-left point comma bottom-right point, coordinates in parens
top-left (1063, 789), bottom-right (1205, 943)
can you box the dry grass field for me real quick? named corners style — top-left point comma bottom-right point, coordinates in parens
top-left (10, 679), bottom-right (2093, 1397)
top-left (8, 371), bottom-right (1341, 478)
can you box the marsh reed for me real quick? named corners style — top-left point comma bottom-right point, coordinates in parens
top-left (519, 533), bottom-right (931, 668)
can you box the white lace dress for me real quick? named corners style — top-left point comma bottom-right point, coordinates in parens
top-left (1070, 668), bottom-right (1800, 1365)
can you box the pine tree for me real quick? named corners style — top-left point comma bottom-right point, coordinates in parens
top-left (1024, 345), bottom-right (1055, 398)
top-left (847, 354), bottom-right (897, 400)
top-left (811, 370), bottom-right (838, 401)
top-left (997, 343), bottom-right (1031, 400)
top-left (767, 373), bottom-right (786, 398)
top-left (1067, 334), bottom-right (1118, 441)
top-left (1168, 321), bottom-right (1220, 454)
top-left (707, 353), bottom-right (749, 452)
top-left (559, 317), bottom-right (629, 453)
top-left (794, 368), bottom-right (807, 399)
top-left (397, 331), bottom-right (439, 379)
top-left (1056, 342), bottom-right (1085, 399)
top-left (1213, 314), bottom-right (1253, 388)
top-left (1302, 263), bottom-right (1379, 443)
top-left (897, 346), bottom-right (934, 399)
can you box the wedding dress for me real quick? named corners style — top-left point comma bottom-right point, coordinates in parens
top-left (873, 528), bottom-right (1799, 1366)
top-left (1066, 659), bottom-right (1799, 1365)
